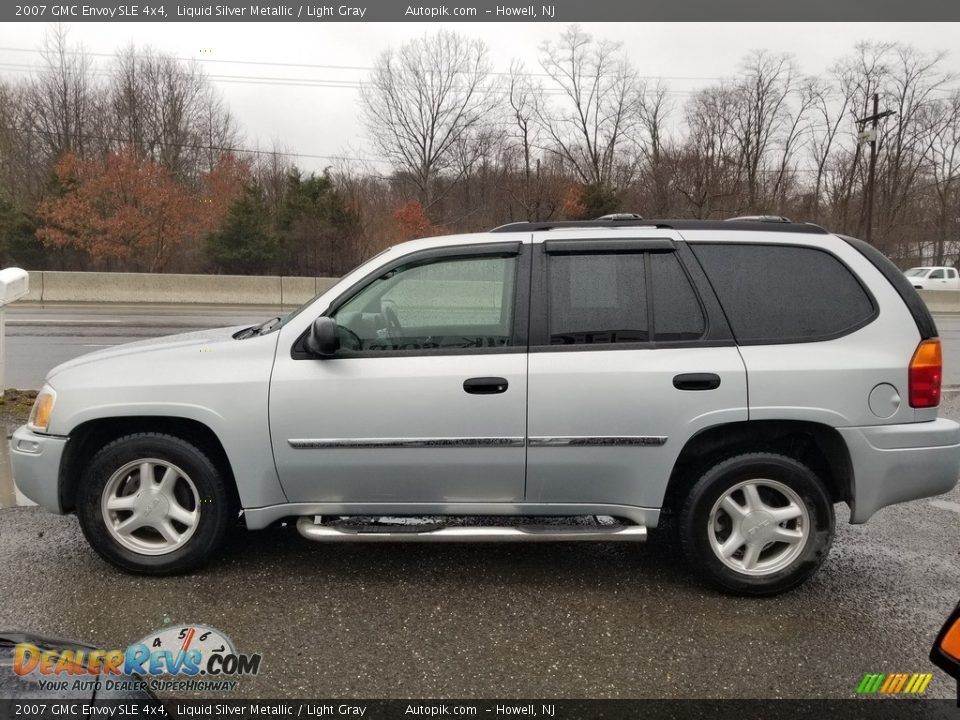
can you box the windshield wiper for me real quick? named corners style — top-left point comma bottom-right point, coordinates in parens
top-left (236, 316), bottom-right (282, 339)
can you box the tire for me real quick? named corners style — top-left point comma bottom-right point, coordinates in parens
top-left (76, 433), bottom-right (233, 575)
top-left (679, 453), bottom-right (834, 596)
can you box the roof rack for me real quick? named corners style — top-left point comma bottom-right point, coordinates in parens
top-left (726, 215), bottom-right (793, 223)
top-left (490, 218), bottom-right (828, 235)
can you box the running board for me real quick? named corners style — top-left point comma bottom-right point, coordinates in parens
top-left (296, 517), bottom-right (647, 543)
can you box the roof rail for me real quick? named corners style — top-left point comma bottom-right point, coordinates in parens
top-left (726, 215), bottom-right (793, 223)
top-left (489, 218), bottom-right (828, 235)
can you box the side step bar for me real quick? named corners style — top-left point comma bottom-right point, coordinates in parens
top-left (296, 517), bottom-right (647, 543)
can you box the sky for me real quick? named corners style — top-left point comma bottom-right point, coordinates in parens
top-left (2, 22), bottom-right (960, 173)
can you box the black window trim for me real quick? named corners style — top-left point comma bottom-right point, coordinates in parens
top-left (838, 234), bottom-right (937, 340)
top-left (543, 237), bottom-right (676, 254)
top-left (686, 240), bottom-right (880, 346)
top-left (528, 242), bottom-right (731, 353)
top-left (291, 241), bottom-right (530, 360)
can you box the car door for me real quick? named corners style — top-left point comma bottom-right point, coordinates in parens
top-left (929, 268), bottom-right (948, 288)
top-left (269, 241), bottom-right (530, 505)
top-left (525, 231), bottom-right (748, 511)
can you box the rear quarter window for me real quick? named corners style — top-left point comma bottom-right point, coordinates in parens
top-left (690, 243), bottom-right (876, 344)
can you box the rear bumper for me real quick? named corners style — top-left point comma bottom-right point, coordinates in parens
top-left (838, 418), bottom-right (960, 523)
top-left (9, 424), bottom-right (67, 513)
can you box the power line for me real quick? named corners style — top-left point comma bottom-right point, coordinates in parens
top-left (0, 61), bottom-right (701, 96)
top-left (0, 124), bottom-right (384, 165)
top-left (0, 44), bottom-right (726, 82)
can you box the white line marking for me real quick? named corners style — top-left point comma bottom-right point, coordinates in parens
top-left (82, 344), bottom-right (116, 347)
top-left (929, 499), bottom-right (960, 513)
top-left (7, 319), bottom-right (125, 324)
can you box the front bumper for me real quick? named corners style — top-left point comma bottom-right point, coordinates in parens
top-left (9, 424), bottom-right (68, 513)
top-left (839, 418), bottom-right (960, 523)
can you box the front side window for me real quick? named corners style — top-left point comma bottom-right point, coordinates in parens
top-left (930, 269), bottom-right (946, 279)
top-left (332, 254), bottom-right (517, 352)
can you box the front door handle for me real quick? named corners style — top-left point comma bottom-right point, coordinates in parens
top-left (673, 373), bottom-right (721, 391)
top-left (463, 377), bottom-right (509, 395)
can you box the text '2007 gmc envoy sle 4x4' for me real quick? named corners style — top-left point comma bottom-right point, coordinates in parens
top-left (11, 217), bottom-right (960, 595)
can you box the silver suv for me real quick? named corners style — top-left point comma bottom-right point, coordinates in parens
top-left (11, 218), bottom-right (960, 595)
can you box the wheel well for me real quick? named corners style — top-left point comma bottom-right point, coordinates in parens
top-left (59, 416), bottom-right (241, 515)
top-left (661, 420), bottom-right (853, 517)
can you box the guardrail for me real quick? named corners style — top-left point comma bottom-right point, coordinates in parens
top-left (14, 271), bottom-right (960, 314)
top-left (21, 271), bottom-right (339, 306)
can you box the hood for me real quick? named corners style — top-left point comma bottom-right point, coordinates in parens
top-left (46, 324), bottom-right (250, 380)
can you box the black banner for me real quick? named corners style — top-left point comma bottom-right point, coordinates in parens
top-left (6, 0), bottom-right (960, 23)
top-left (1, 699), bottom-right (959, 720)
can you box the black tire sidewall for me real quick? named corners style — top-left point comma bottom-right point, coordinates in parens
top-left (76, 433), bottom-right (232, 575)
top-left (680, 453), bottom-right (835, 596)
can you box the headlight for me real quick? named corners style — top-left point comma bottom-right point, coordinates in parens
top-left (27, 389), bottom-right (56, 433)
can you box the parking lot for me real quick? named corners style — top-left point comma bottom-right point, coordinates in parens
top-left (0, 304), bottom-right (957, 699)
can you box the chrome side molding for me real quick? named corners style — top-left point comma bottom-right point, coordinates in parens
top-left (288, 436), bottom-right (666, 449)
top-left (527, 436), bottom-right (667, 447)
top-left (288, 437), bottom-right (525, 449)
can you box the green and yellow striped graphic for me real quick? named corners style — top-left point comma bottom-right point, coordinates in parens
top-left (856, 672), bottom-right (933, 695)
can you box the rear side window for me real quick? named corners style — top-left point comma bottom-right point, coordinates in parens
top-left (545, 251), bottom-right (706, 345)
top-left (548, 253), bottom-right (648, 344)
top-left (650, 253), bottom-right (705, 341)
top-left (691, 243), bottom-right (875, 343)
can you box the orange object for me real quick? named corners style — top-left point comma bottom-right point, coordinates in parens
top-left (942, 616), bottom-right (960, 661)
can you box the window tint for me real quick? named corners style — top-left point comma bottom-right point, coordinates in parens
top-left (692, 243), bottom-right (875, 343)
top-left (951, 269), bottom-right (958, 279)
top-left (333, 255), bottom-right (516, 352)
top-left (548, 253), bottom-right (648, 344)
top-left (930, 269), bottom-right (946, 279)
top-left (650, 253), bottom-right (705, 341)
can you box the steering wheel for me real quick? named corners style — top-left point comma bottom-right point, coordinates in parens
top-left (337, 324), bottom-right (363, 352)
top-left (381, 299), bottom-right (402, 337)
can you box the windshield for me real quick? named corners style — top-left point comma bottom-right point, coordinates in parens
top-left (905, 268), bottom-right (930, 277)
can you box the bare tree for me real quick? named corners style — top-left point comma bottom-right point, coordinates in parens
top-left (21, 25), bottom-right (99, 166)
top-left (108, 46), bottom-right (241, 184)
top-left (726, 50), bottom-right (803, 209)
top-left (537, 25), bottom-right (644, 189)
top-left (360, 30), bottom-right (493, 210)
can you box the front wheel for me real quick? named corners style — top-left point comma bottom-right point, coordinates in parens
top-left (76, 433), bottom-right (233, 575)
top-left (679, 453), bottom-right (835, 596)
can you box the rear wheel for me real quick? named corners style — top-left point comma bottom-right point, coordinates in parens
top-left (76, 433), bottom-right (233, 575)
top-left (679, 453), bottom-right (834, 596)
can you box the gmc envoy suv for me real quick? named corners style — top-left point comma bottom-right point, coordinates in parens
top-left (11, 217), bottom-right (960, 595)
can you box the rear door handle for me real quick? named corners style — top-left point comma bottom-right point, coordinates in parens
top-left (463, 377), bottom-right (509, 395)
top-left (673, 373), bottom-right (721, 391)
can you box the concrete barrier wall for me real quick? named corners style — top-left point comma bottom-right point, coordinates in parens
top-left (13, 271), bottom-right (960, 314)
top-left (918, 290), bottom-right (960, 314)
top-left (18, 271), bottom-right (340, 306)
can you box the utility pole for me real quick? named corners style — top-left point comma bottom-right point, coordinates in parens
top-left (857, 94), bottom-right (896, 243)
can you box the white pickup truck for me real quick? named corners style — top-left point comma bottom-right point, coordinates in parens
top-left (905, 266), bottom-right (960, 290)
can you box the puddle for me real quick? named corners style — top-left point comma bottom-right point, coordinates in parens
top-left (0, 434), bottom-right (34, 508)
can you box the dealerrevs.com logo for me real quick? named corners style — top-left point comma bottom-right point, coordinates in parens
top-left (13, 624), bottom-right (261, 693)
top-left (856, 672), bottom-right (933, 696)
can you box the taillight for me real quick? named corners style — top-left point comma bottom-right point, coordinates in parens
top-left (909, 339), bottom-right (942, 408)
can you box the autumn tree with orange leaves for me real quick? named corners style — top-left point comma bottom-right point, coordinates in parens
top-left (37, 149), bottom-right (247, 272)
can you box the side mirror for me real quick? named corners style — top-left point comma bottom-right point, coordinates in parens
top-left (305, 316), bottom-right (339, 357)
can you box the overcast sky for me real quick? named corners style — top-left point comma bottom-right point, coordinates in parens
top-left (3, 22), bottom-right (960, 173)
